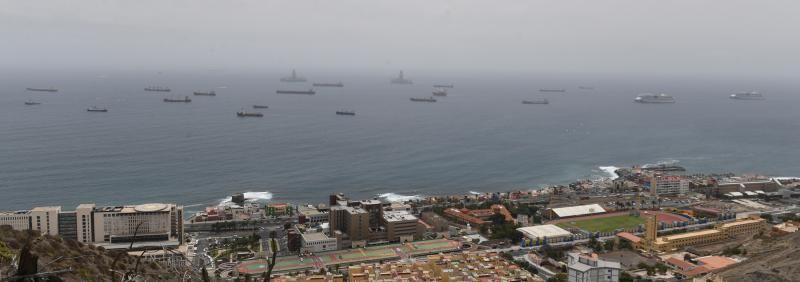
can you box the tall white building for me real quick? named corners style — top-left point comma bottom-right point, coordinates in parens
top-left (646, 175), bottom-right (689, 196)
top-left (0, 203), bottom-right (183, 249)
top-left (0, 211), bottom-right (31, 230)
top-left (567, 252), bottom-right (621, 282)
top-left (30, 206), bottom-right (60, 236)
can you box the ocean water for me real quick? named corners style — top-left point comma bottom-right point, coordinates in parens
top-left (1, 69), bottom-right (799, 213)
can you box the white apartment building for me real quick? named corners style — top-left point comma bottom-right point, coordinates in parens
top-left (0, 211), bottom-right (31, 230)
top-left (30, 206), bottom-right (60, 236)
top-left (646, 175), bottom-right (689, 196)
top-left (567, 252), bottom-right (621, 282)
top-left (0, 203), bottom-right (183, 249)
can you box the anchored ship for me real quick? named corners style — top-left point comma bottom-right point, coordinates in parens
top-left (391, 71), bottom-right (413, 84)
top-left (432, 88), bottom-right (447, 96)
top-left (730, 91), bottom-right (764, 100)
top-left (163, 96), bottom-right (192, 103)
top-left (634, 93), bottom-right (675, 104)
top-left (539, 89), bottom-right (566, 93)
top-left (144, 86), bottom-right (171, 92)
top-left (252, 105), bottom-right (269, 109)
top-left (26, 88), bottom-right (58, 92)
top-left (312, 82), bottom-right (344, 87)
top-left (578, 86), bottom-right (595, 90)
top-left (522, 99), bottom-right (549, 105)
top-left (193, 90), bottom-right (216, 96)
top-left (276, 89), bottom-right (315, 95)
top-left (237, 111), bottom-right (263, 117)
top-left (433, 84), bottom-right (454, 89)
top-left (86, 106), bottom-right (108, 112)
top-left (24, 100), bottom-right (41, 105)
top-left (336, 111), bottom-right (356, 116)
top-left (280, 70), bottom-right (307, 82)
top-left (410, 97), bottom-right (436, 102)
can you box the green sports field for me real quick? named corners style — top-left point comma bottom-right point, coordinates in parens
top-left (557, 215), bottom-right (645, 232)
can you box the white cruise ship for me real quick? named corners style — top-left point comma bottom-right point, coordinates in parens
top-left (634, 93), bottom-right (675, 104)
top-left (730, 91), bottom-right (764, 100)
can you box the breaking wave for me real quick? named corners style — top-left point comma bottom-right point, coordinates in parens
top-left (218, 191), bottom-right (273, 206)
top-left (378, 193), bottom-right (422, 202)
top-left (642, 159), bottom-right (680, 168)
top-left (598, 166), bottom-right (621, 180)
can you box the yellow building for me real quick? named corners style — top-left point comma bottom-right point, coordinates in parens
top-left (629, 215), bottom-right (768, 252)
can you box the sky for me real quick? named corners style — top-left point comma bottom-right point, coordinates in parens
top-left (1, 0), bottom-right (799, 76)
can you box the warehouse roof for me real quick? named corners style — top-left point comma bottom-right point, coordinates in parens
top-left (550, 204), bottom-right (606, 218)
top-left (517, 225), bottom-right (572, 239)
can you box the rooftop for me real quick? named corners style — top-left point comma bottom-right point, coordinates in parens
top-left (657, 229), bottom-right (720, 243)
top-left (517, 224), bottom-right (572, 239)
top-left (31, 206), bottom-right (61, 212)
top-left (697, 256), bottom-right (737, 270)
top-left (382, 210), bottom-right (418, 222)
top-left (550, 204), bottom-right (606, 218)
top-left (301, 232), bottom-right (333, 242)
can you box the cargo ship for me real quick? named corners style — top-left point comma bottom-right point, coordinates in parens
top-left (634, 93), bottom-right (675, 104)
top-left (252, 105), bottom-right (269, 109)
top-left (391, 71), bottom-right (413, 84)
top-left (24, 100), bottom-right (41, 105)
top-left (276, 89), bottom-right (315, 95)
top-left (312, 82), bottom-right (344, 87)
top-left (193, 90), bottom-right (216, 96)
top-left (730, 91), bottom-right (764, 100)
top-left (163, 96), bottom-right (192, 103)
top-left (336, 111), bottom-right (356, 116)
top-left (432, 88), bottom-right (447, 96)
top-left (86, 106), bottom-right (108, 112)
top-left (280, 70), bottom-right (307, 82)
top-left (522, 99), bottom-right (549, 104)
top-left (26, 88), bottom-right (58, 92)
top-left (410, 97), bottom-right (436, 102)
top-left (539, 89), bottom-right (566, 93)
top-left (237, 111), bottom-right (263, 117)
top-left (145, 86), bottom-right (171, 92)
top-left (433, 84), bottom-right (454, 88)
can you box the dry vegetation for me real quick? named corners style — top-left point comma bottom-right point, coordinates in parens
top-left (715, 231), bottom-right (800, 282)
top-left (0, 226), bottom-right (198, 281)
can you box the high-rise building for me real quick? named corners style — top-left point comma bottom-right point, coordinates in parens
top-left (644, 175), bottom-right (689, 196)
top-left (382, 210), bottom-right (421, 242)
top-left (329, 206), bottom-right (369, 241)
top-left (30, 206), bottom-right (60, 236)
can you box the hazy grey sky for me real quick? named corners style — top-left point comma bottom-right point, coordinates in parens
top-left (2, 0), bottom-right (799, 75)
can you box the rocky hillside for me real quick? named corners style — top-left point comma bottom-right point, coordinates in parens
top-left (0, 226), bottom-right (198, 281)
top-left (715, 231), bottom-right (800, 282)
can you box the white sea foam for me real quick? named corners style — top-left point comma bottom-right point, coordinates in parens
top-left (378, 193), bottom-right (421, 202)
top-left (642, 159), bottom-right (680, 168)
top-left (218, 191), bottom-right (273, 206)
top-left (598, 166), bottom-right (621, 179)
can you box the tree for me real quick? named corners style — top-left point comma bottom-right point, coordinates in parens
top-left (262, 231), bottom-right (278, 282)
top-left (604, 240), bottom-right (615, 251)
top-left (619, 272), bottom-right (634, 282)
top-left (547, 273), bottom-right (567, 282)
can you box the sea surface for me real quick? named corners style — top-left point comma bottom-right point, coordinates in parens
top-left (1, 69), bottom-right (799, 213)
